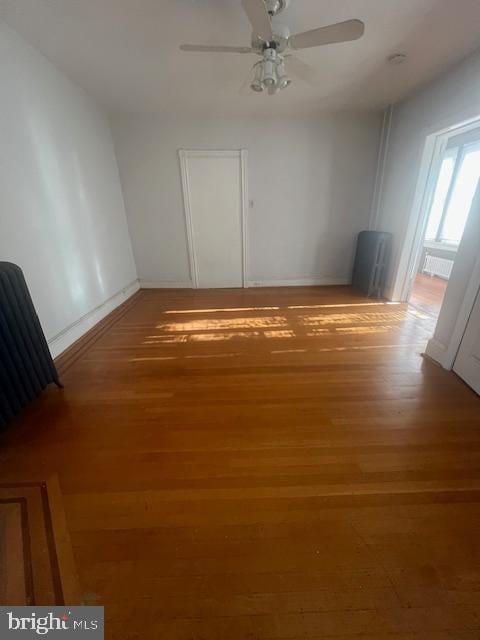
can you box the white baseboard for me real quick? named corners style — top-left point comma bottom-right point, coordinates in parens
top-left (48, 279), bottom-right (140, 359)
top-left (247, 277), bottom-right (350, 288)
top-left (140, 280), bottom-right (193, 289)
top-left (425, 337), bottom-right (449, 368)
top-left (139, 277), bottom-right (350, 289)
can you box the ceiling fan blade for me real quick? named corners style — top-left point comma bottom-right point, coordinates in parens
top-left (180, 45), bottom-right (254, 54)
top-left (289, 19), bottom-right (364, 50)
top-left (285, 55), bottom-right (317, 86)
top-left (241, 0), bottom-right (274, 42)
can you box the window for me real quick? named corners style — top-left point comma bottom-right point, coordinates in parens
top-left (425, 148), bottom-right (456, 242)
top-left (425, 140), bottom-right (480, 246)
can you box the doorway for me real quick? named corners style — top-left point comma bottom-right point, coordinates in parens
top-left (406, 124), bottom-right (480, 320)
top-left (179, 149), bottom-right (248, 289)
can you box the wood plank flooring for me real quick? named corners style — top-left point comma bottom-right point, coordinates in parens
top-left (410, 273), bottom-right (448, 317)
top-left (0, 478), bottom-right (81, 605)
top-left (1, 286), bottom-right (480, 639)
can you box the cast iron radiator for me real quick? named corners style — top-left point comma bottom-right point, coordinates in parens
top-left (352, 231), bottom-right (392, 298)
top-left (0, 262), bottom-right (61, 428)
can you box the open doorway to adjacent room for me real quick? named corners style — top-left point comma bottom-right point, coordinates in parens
top-left (405, 121), bottom-right (480, 320)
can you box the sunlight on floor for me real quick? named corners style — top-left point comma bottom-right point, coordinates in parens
top-left (288, 302), bottom-right (401, 310)
top-left (335, 325), bottom-right (397, 335)
top-left (189, 331), bottom-right (261, 342)
top-left (163, 306), bottom-right (281, 314)
top-left (135, 299), bottom-right (429, 351)
top-left (300, 311), bottom-right (407, 325)
top-left (157, 316), bottom-right (289, 332)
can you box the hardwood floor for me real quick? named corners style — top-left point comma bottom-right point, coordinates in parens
top-left (410, 273), bottom-right (449, 317)
top-left (0, 477), bottom-right (81, 605)
top-left (1, 286), bottom-right (480, 639)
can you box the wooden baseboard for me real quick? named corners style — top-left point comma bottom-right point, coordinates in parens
top-left (55, 290), bottom-right (142, 376)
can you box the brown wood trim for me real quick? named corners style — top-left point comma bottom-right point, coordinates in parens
top-left (0, 497), bottom-right (35, 606)
top-left (0, 478), bottom-right (82, 605)
top-left (54, 289), bottom-right (143, 375)
top-left (45, 476), bottom-right (83, 605)
top-left (39, 482), bottom-right (64, 605)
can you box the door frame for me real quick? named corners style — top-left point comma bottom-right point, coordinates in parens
top-left (448, 247), bottom-right (480, 370)
top-left (178, 149), bottom-right (249, 289)
top-left (398, 115), bottom-right (480, 303)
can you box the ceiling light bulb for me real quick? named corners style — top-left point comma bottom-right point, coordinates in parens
top-left (262, 48), bottom-right (277, 89)
top-left (276, 58), bottom-right (291, 90)
top-left (262, 62), bottom-right (276, 87)
top-left (251, 62), bottom-right (264, 92)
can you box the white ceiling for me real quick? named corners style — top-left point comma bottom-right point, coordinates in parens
top-left (2, 0), bottom-right (480, 116)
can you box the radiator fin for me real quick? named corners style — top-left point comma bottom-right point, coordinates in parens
top-left (0, 262), bottom-right (61, 428)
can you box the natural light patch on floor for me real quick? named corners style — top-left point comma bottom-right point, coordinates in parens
top-left (316, 343), bottom-right (423, 352)
top-left (300, 311), bottom-right (407, 326)
top-left (288, 302), bottom-right (401, 310)
top-left (157, 316), bottom-right (289, 332)
top-left (134, 300), bottom-right (425, 348)
top-left (271, 349), bottom-right (308, 354)
top-left (335, 325), bottom-right (398, 335)
top-left (130, 356), bottom-right (177, 361)
top-left (264, 330), bottom-right (296, 339)
top-left (163, 306), bottom-right (280, 314)
top-left (189, 331), bottom-right (261, 341)
top-left (161, 302), bottom-right (403, 315)
top-left (185, 353), bottom-right (241, 359)
top-left (143, 335), bottom-right (189, 344)
top-left (407, 307), bottom-right (431, 320)
top-left (140, 308), bottom-right (418, 345)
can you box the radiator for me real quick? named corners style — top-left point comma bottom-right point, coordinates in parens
top-left (422, 254), bottom-right (454, 280)
top-left (0, 262), bottom-right (61, 428)
top-left (352, 231), bottom-right (392, 297)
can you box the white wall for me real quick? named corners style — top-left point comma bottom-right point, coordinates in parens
top-left (0, 23), bottom-right (137, 357)
top-left (376, 48), bottom-right (480, 300)
top-left (111, 113), bottom-right (380, 287)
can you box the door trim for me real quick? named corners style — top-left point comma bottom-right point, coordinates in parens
top-left (425, 182), bottom-right (480, 369)
top-left (393, 115), bottom-right (480, 302)
top-left (446, 244), bottom-right (480, 369)
top-left (399, 133), bottom-right (447, 302)
top-left (178, 149), bottom-right (249, 289)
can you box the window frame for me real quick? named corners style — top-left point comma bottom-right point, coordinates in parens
top-left (429, 138), bottom-right (480, 246)
top-left (432, 145), bottom-right (463, 245)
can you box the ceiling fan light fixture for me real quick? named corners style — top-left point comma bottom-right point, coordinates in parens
top-left (251, 62), bottom-right (264, 91)
top-left (182, 1), bottom-right (365, 98)
top-left (276, 58), bottom-right (291, 90)
top-left (263, 75), bottom-right (276, 88)
top-left (261, 47), bottom-right (277, 88)
top-left (265, 0), bottom-right (290, 16)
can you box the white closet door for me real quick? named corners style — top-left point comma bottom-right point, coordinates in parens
top-left (454, 288), bottom-right (480, 394)
top-left (182, 151), bottom-right (244, 288)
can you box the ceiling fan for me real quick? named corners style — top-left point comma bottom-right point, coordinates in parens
top-left (180, 0), bottom-right (365, 95)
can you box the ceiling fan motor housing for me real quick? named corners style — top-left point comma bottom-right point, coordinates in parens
top-left (251, 21), bottom-right (290, 53)
top-left (265, 0), bottom-right (290, 16)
